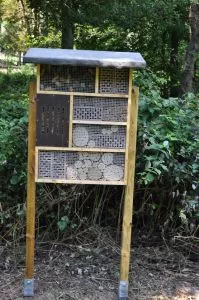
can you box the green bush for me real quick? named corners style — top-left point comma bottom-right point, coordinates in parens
top-left (0, 69), bottom-right (198, 241)
top-left (135, 70), bottom-right (199, 233)
top-left (0, 72), bottom-right (34, 202)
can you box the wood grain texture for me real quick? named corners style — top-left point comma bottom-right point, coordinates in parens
top-left (124, 68), bottom-right (133, 183)
top-left (69, 94), bottom-right (73, 147)
top-left (95, 67), bottom-right (99, 93)
top-left (25, 82), bottom-right (37, 279)
top-left (36, 146), bottom-right (126, 153)
top-left (36, 65), bottom-right (40, 93)
top-left (35, 147), bottom-right (39, 182)
top-left (120, 86), bottom-right (139, 281)
top-left (37, 91), bottom-right (129, 98)
top-left (36, 178), bottom-right (125, 185)
top-left (72, 120), bottom-right (127, 126)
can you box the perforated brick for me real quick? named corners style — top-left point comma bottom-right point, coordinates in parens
top-left (72, 125), bottom-right (126, 149)
top-left (73, 96), bottom-right (128, 122)
top-left (99, 68), bottom-right (129, 94)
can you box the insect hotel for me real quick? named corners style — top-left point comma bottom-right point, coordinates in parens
top-left (23, 48), bottom-right (146, 299)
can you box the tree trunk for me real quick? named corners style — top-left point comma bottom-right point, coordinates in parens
top-left (61, 5), bottom-right (74, 49)
top-left (181, 3), bottom-right (199, 95)
top-left (170, 29), bottom-right (180, 96)
top-left (17, 0), bottom-right (31, 36)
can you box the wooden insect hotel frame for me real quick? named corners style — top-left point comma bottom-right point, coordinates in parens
top-left (23, 48), bottom-right (146, 299)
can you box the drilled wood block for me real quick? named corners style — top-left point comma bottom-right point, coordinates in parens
top-left (36, 94), bottom-right (70, 147)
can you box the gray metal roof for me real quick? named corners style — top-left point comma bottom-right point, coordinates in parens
top-left (23, 48), bottom-right (146, 69)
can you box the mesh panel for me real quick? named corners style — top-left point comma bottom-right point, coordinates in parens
top-left (38, 151), bottom-right (125, 182)
top-left (99, 68), bottom-right (129, 94)
top-left (72, 125), bottom-right (126, 149)
top-left (73, 96), bottom-right (128, 122)
top-left (40, 65), bottom-right (95, 92)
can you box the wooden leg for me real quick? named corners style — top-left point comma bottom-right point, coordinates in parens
top-left (23, 82), bottom-right (37, 297)
top-left (119, 87), bottom-right (139, 299)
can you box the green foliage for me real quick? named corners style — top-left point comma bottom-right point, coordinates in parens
top-left (75, 0), bottom-right (191, 96)
top-left (135, 70), bottom-right (199, 231)
top-left (0, 71), bottom-right (34, 206)
top-left (57, 216), bottom-right (69, 231)
top-left (25, 28), bottom-right (61, 48)
top-left (75, 24), bottom-right (128, 51)
top-left (1, 0), bottom-right (196, 97)
top-left (0, 69), bottom-right (198, 240)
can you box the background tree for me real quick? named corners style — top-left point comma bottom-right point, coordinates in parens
top-left (0, 0), bottom-right (198, 243)
top-left (75, 0), bottom-right (191, 96)
top-left (28, 0), bottom-right (114, 49)
top-left (181, 3), bottom-right (199, 94)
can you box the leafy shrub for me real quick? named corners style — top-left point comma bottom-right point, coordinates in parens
top-left (135, 70), bottom-right (199, 234)
top-left (0, 69), bottom-right (198, 242)
top-left (0, 72), bottom-right (34, 203)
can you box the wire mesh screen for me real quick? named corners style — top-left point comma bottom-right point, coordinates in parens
top-left (72, 125), bottom-right (126, 149)
top-left (38, 150), bottom-right (125, 182)
top-left (99, 68), bottom-right (129, 94)
top-left (73, 96), bottom-right (128, 122)
top-left (40, 65), bottom-right (95, 92)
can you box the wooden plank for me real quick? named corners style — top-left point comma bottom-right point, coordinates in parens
top-left (36, 178), bottom-right (125, 185)
top-left (36, 94), bottom-right (70, 147)
top-left (36, 146), bottom-right (126, 153)
top-left (120, 86), bottom-right (139, 282)
top-left (36, 65), bottom-right (40, 94)
top-left (37, 91), bottom-right (129, 98)
top-left (95, 67), bottom-right (99, 93)
top-left (69, 95), bottom-right (73, 147)
top-left (72, 120), bottom-right (127, 126)
top-left (25, 82), bottom-right (37, 279)
top-left (35, 147), bottom-right (39, 182)
top-left (124, 68), bottom-right (133, 183)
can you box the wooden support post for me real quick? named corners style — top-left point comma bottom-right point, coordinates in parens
top-left (23, 82), bottom-right (37, 297)
top-left (69, 94), bottom-right (73, 147)
top-left (119, 87), bottom-right (139, 300)
top-left (95, 67), bottom-right (99, 93)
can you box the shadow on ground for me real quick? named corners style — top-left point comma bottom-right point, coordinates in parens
top-left (0, 238), bottom-right (198, 300)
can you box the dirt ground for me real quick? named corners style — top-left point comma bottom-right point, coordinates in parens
top-left (0, 233), bottom-right (198, 300)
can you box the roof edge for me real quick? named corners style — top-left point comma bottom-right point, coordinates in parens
top-left (23, 48), bottom-right (146, 69)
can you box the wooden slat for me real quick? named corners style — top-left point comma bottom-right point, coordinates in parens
top-left (37, 91), bottom-right (129, 98)
top-left (35, 147), bottom-right (39, 182)
top-left (36, 178), bottom-right (125, 185)
top-left (36, 146), bottom-right (126, 153)
top-left (25, 82), bottom-right (37, 279)
top-left (124, 68), bottom-right (133, 182)
top-left (95, 67), bottom-right (99, 93)
top-left (69, 94), bottom-right (73, 147)
top-left (120, 86), bottom-right (139, 281)
top-left (36, 65), bottom-right (40, 94)
top-left (72, 120), bottom-right (127, 126)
